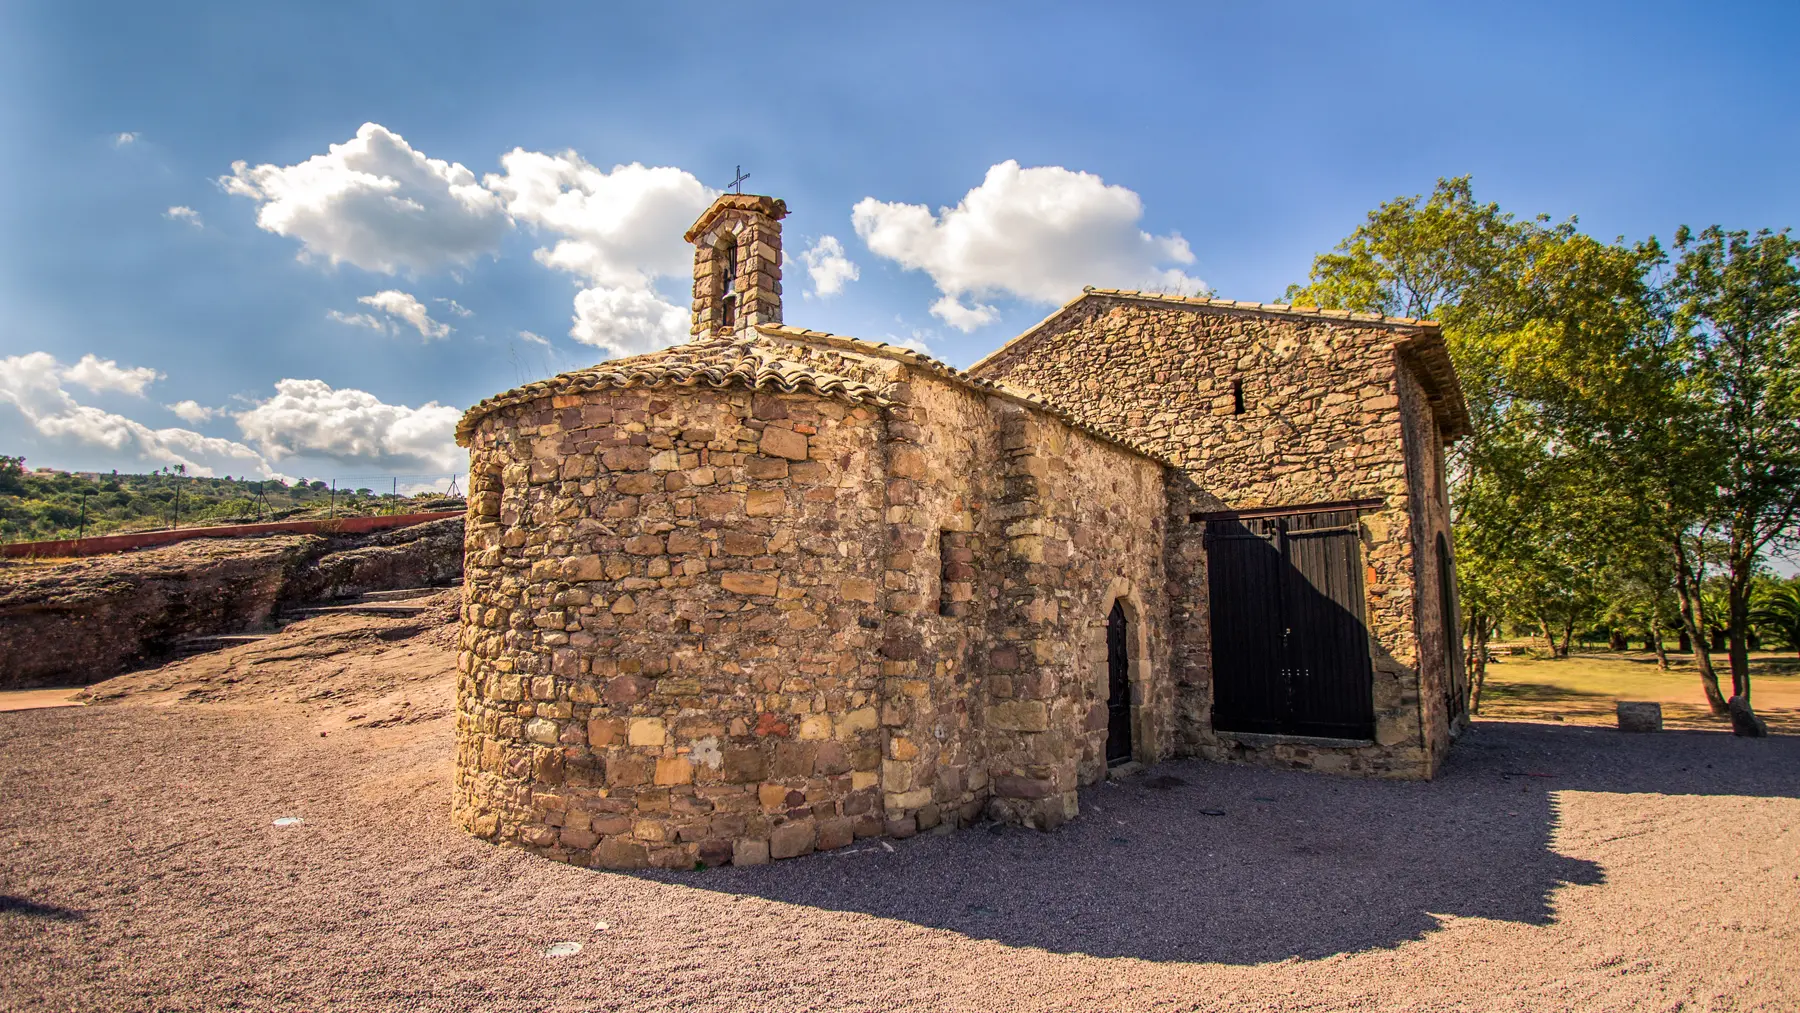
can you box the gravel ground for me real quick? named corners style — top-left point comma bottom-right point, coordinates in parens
top-left (2, 607), bottom-right (1796, 1011)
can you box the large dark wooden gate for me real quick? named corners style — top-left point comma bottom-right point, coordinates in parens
top-left (1205, 507), bottom-right (1375, 740)
top-left (1105, 601), bottom-right (1132, 766)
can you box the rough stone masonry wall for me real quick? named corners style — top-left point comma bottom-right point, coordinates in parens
top-left (1397, 357), bottom-right (1462, 761)
top-left (455, 386), bottom-right (888, 870)
top-left (975, 299), bottom-right (1439, 778)
top-left (754, 336), bottom-right (1172, 832)
top-left (866, 370), bottom-right (1001, 839)
top-left (974, 396), bottom-right (1170, 828)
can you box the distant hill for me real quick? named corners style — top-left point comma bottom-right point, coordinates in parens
top-left (0, 455), bottom-right (464, 543)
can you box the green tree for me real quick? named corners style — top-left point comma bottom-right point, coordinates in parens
top-left (1285, 176), bottom-right (1592, 703)
top-left (0, 455), bottom-right (24, 496)
top-left (1487, 230), bottom-right (1741, 709)
top-left (1751, 580), bottom-right (1800, 655)
top-left (1667, 227), bottom-right (1800, 711)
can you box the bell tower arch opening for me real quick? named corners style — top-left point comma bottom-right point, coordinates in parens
top-left (717, 235), bottom-right (739, 329)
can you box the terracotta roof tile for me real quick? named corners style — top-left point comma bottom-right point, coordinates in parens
top-left (455, 336), bottom-right (883, 445)
top-left (684, 194), bottom-right (788, 243)
top-left (1079, 288), bottom-right (1436, 326)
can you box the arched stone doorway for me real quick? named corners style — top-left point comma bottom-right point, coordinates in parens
top-left (1106, 600), bottom-right (1133, 766)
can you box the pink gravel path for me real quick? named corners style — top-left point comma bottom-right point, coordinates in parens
top-left (2, 607), bottom-right (1796, 1011)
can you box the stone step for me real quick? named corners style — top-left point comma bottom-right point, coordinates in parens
top-left (285, 603), bottom-right (427, 617)
top-left (174, 633), bottom-right (271, 656)
top-left (181, 634), bottom-right (271, 645)
top-left (356, 587), bottom-right (446, 602)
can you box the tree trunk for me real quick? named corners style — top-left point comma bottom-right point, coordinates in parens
top-left (1648, 620), bottom-right (1670, 671)
top-left (1727, 567), bottom-right (1753, 707)
top-left (1463, 609), bottom-right (1481, 679)
top-left (1678, 628), bottom-right (1692, 652)
top-left (1608, 628), bottom-right (1627, 651)
top-left (1673, 542), bottom-right (1729, 715)
top-left (1469, 615), bottom-right (1489, 715)
top-left (1539, 616), bottom-right (1558, 657)
top-left (1560, 615), bottom-right (1576, 658)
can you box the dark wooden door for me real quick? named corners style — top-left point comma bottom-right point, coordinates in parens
top-left (1105, 601), bottom-right (1133, 765)
top-left (1436, 533), bottom-right (1467, 722)
top-left (1206, 509), bottom-right (1375, 740)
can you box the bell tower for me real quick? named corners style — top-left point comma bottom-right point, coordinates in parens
top-left (685, 193), bottom-right (787, 337)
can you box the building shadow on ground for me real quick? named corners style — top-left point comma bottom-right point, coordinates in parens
top-left (644, 722), bottom-right (1800, 963)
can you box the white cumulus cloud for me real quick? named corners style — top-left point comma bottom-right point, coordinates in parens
top-left (359, 290), bottom-right (451, 339)
top-left (327, 310), bottom-right (388, 332)
top-left (852, 160), bottom-right (1206, 331)
top-left (568, 285), bottom-right (688, 354)
top-left (928, 295), bottom-right (1000, 332)
top-left (61, 354), bottom-right (163, 396)
top-left (517, 330), bottom-right (551, 347)
top-left (0, 353), bottom-right (466, 479)
top-left (325, 290), bottom-right (452, 340)
top-left (798, 235), bottom-right (859, 297)
top-left (165, 205), bottom-right (203, 228)
top-left (0, 353), bottom-right (268, 477)
top-left (221, 122), bottom-right (510, 275)
top-left (166, 400), bottom-right (217, 424)
top-left (484, 151), bottom-right (714, 358)
top-left (233, 378), bottom-right (461, 473)
top-left (114, 132), bottom-right (139, 147)
top-left (436, 297), bottom-right (472, 318)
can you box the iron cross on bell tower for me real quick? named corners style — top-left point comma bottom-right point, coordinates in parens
top-left (728, 165), bottom-right (750, 194)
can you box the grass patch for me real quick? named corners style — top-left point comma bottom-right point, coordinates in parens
top-left (1477, 649), bottom-right (1799, 734)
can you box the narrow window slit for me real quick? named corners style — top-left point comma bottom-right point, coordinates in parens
top-left (1232, 379), bottom-right (1245, 415)
top-left (939, 530), bottom-right (971, 617)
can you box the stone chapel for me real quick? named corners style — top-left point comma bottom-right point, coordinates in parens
top-left (451, 191), bottom-right (1472, 869)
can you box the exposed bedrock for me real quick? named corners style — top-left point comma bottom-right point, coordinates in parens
top-left (0, 517), bottom-right (464, 689)
top-left (278, 517), bottom-right (465, 605)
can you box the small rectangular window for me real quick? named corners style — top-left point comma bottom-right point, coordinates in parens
top-left (1232, 379), bottom-right (1245, 415)
top-left (939, 530), bottom-right (971, 617)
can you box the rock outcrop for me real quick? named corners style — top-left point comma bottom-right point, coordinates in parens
top-left (1616, 700), bottom-right (1663, 733)
top-left (280, 517), bottom-right (464, 605)
top-left (1729, 695), bottom-right (1770, 738)
top-left (0, 518), bottom-right (464, 690)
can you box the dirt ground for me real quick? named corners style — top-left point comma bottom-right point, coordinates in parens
top-left (3, 600), bottom-right (1797, 1012)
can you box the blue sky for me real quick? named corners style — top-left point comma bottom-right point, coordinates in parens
top-left (1, 1), bottom-right (1795, 487)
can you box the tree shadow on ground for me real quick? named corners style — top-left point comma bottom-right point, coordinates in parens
top-left (646, 722), bottom-right (1800, 964)
top-left (1482, 681), bottom-right (1613, 703)
top-left (0, 894), bottom-right (84, 922)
